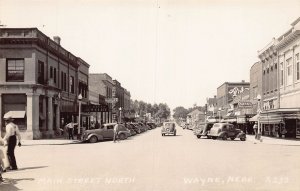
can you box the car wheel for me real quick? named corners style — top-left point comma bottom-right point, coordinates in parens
top-left (162, 134), bottom-right (164, 136)
top-left (240, 137), bottom-right (246, 141)
top-left (212, 137), bottom-right (217, 140)
top-left (119, 133), bottom-right (126, 140)
top-left (222, 134), bottom-right (228, 140)
top-left (174, 132), bottom-right (176, 136)
top-left (230, 137), bottom-right (235, 140)
top-left (89, 136), bottom-right (98, 143)
top-left (196, 135), bottom-right (201, 139)
top-left (207, 136), bottom-right (211, 139)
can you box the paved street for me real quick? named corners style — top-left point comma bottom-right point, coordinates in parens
top-left (1, 125), bottom-right (300, 191)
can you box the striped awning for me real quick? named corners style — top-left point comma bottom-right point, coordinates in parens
top-left (259, 113), bottom-right (282, 124)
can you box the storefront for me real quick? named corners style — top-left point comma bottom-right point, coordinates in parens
top-left (259, 109), bottom-right (300, 138)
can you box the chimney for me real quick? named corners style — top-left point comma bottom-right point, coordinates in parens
top-left (53, 36), bottom-right (61, 45)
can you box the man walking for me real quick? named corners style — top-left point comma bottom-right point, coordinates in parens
top-left (253, 122), bottom-right (258, 139)
top-left (113, 124), bottom-right (119, 143)
top-left (3, 116), bottom-right (21, 171)
top-left (66, 120), bottom-right (77, 140)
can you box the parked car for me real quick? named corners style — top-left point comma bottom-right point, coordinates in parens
top-left (138, 123), bottom-right (148, 132)
top-left (130, 123), bottom-right (142, 134)
top-left (207, 123), bottom-right (246, 141)
top-left (82, 123), bottom-right (131, 143)
top-left (161, 122), bottom-right (177, 136)
top-left (125, 123), bottom-right (137, 136)
top-left (195, 123), bottom-right (215, 139)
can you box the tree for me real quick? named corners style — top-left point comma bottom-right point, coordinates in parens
top-left (173, 106), bottom-right (189, 120)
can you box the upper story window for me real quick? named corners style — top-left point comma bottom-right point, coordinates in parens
top-left (286, 58), bottom-right (293, 85)
top-left (296, 53), bottom-right (300, 81)
top-left (49, 66), bottom-right (57, 84)
top-left (280, 62), bottom-right (284, 86)
top-left (70, 76), bottom-right (75, 94)
top-left (38, 61), bottom-right (45, 84)
top-left (6, 59), bottom-right (25, 82)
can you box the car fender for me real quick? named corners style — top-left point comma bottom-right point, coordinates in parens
top-left (218, 132), bottom-right (226, 137)
top-left (236, 132), bottom-right (246, 138)
top-left (87, 133), bottom-right (103, 141)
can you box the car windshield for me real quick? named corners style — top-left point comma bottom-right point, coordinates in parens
top-left (165, 123), bottom-right (175, 128)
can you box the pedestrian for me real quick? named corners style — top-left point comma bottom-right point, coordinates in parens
top-left (3, 116), bottom-right (21, 171)
top-left (253, 122), bottom-right (258, 139)
top-left (66, 120), bottom-right (77, 140)
top-left (113, 124), bottom-right (119, 143)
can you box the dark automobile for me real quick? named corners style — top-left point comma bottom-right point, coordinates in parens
top-left (161, 122), bottom-right (176, 136)
top-left (82, 123), bottom-right (131, 143)
top-left (131, 123), bottom-right (142, 134)
top-left (147, 122), bottom-right (156, 129)
top-left (194, 123), bottom-right (215, 139)
top-left (207, 123), bottom-right (246, 141)
top-left (125, 123), bottom-right (137, 136)
top-left (138, 123), bottom-right (148, 132)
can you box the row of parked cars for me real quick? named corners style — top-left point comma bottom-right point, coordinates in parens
top-left (82, 122), bottom-right (158, 143)
top-left (193, 122), bottom-right (246, 141)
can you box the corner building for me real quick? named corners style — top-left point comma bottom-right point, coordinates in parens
top-left (0, 28), bottom-right (89, 139)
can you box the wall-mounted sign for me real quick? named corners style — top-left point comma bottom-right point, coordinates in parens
top-left (238, 101), bottom-right (253, 108)
top-left (105, 98), bottom-right (118, 103)
top-left (82, 104), bottom-right (109, 112)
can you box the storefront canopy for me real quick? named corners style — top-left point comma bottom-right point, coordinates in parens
top-left (249, 114), bottom-right (258, 122)
top-left (4, 111), bottom-right (26, 119)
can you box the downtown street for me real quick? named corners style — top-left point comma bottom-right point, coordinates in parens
top-left (1, 124), bottom-right (300, 191)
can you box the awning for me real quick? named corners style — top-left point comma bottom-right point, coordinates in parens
top-left (259, 113), bottom-right (282, 124)
top-left (221, 118), bottom-right (237, 123)
top-left (249, 114), bottom-right (258, 122)
top-left (4, 111), bottom-right (26, 119)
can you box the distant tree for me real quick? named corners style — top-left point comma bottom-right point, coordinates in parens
top-left (173, 106), bottom-right (189, 120)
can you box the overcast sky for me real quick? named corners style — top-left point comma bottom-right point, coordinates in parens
top-left (1, 0), bottom-right (300, 110)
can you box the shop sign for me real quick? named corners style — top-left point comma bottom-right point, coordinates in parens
top-left (82, 104), bottom-right (109, 112)
top-left (238, 101), bottom-right (253, 108)
top-left (105, 98), bottom-right (118, 103)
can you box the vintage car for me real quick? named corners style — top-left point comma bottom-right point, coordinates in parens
top-left (161, 122), bottom-right (177, 136)
top-left (82, 123), bottom-right (131, 143)
top-left (194, 123), bottom-right (215, 139)
top-left (207, 123), bottom-right (246, 141)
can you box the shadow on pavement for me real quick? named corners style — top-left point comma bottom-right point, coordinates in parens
top-left (23, 141), bottom-right (82, 146)
top-left (17, 166), bottom-right (48, 171)
top-left (0, 178), bottom-right (34, 191)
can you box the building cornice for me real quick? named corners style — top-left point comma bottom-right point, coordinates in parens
top-left (0, 28), bottom-right (90, 68)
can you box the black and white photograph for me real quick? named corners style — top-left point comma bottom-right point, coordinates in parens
top-left (0, 0), bottom-right (300, 190)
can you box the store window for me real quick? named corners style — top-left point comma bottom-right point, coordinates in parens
top-left (280, 63), bottom-right (284, 86)
top-left (6, 59), bottom-right (25, 82)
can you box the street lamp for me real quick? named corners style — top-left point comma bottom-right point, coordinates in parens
top-left (78, 94), bottom-right (82, 136)
top-left (218, 108), bottom-right (221, 122)
top-left (119, 107), bottom-right (122, 123)
top-left (256, 94), bottom-right (261, 140)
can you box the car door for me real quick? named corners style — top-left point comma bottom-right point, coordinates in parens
top-left (106, 125), bottom-right (115, 139)
top-left (228, 125), bottom-right (236, 137)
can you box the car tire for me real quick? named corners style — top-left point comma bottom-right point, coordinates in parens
top-left (230, 137), bottom-right (235, 140)
top-left (197, 135), bottom-right (201, 139)
top-left (240, 137), bottom-right (246, 141)
top-left (212, 137), bottom-right (217, 140)
top-left (119, 133), bottom-right (126, 140)
top-left (174, 132), bottom-right (176, 136)
top-left (222, 134), bottom-right (228, 140)
top-left (207, 136), bottom-right (211, 139)
top-left (89, 136), bottom-right (98, 143)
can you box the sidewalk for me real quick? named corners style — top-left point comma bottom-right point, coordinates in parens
top-left (247, 134), bottom-right (300, 146)
top-left (22, 138), bottom-right (81, 146)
